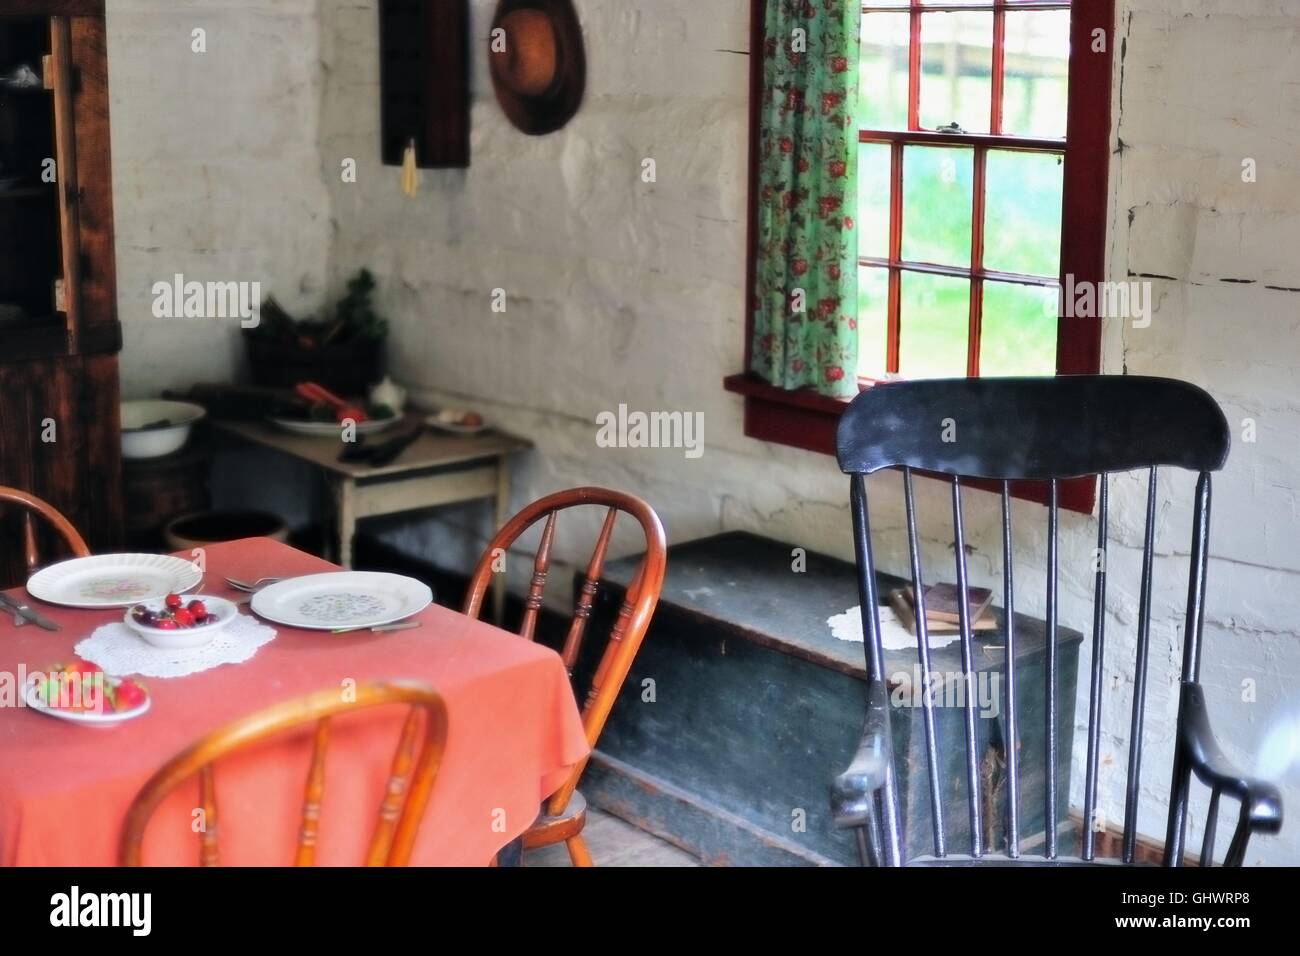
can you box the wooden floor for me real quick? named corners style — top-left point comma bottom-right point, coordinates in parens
top-left (524, 809), bottom-right (701, 867)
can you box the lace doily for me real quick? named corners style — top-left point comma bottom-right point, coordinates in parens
top-left (74, 615), bottom-right (278, 678)
top-left (827, 605), bottom-right (961, 651)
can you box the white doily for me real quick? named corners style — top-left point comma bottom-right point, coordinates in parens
top-left (827, 605), bottom-right (961, 651)
top-left (74, 615), bottom-right (278, 678)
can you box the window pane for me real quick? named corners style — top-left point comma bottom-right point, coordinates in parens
top-left (856, 267), bottom-right (890, 379)
top-left (984, 149), bottom-right (1063, 277)
top-left (898, 272), bottom-right (970, 379)
top-left (859, 13), bottom-right (910, 131)
top-left (902, 146), bottom-right (973, 267)
top-left (858, 143), bottom-right (891, 259)
top-left (919, 12), bottom-right (993, 134)
top-left (979, 281), bottom-right (1059, 376)
top-left (1001, 11), bottom-right (1070, 139)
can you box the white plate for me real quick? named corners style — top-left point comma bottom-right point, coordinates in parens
top-left (425, 411), bottom-right (489, 435)
top-left (23, 675), bottom-right (151, 726)
top-left (124, 594), bottom-right (239, 649)
top-left (250, 572), bottom-right (432, 630)
top-left (267, 413), bottom-right (402, 437)
top-left (27, 554), bottom-right (203, 609)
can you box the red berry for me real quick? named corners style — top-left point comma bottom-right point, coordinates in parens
top-left (172, 609), bottom-right (195, 627)
top-left (187, 600), bottom-right (207, 617)
top-left (156, 619), bottom-right (179, 630)
top-left (165, 593), bottom-right (183, 609)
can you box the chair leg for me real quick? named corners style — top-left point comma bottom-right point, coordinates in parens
top-left (566, 833), bottom-right (594, 867)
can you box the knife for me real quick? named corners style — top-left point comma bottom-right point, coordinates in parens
top-left (0, 593), bottom-right (60, 631)
top-left (330, 620), bottom-right (422, 635)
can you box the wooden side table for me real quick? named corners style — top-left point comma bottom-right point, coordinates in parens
top-left (210, 416), bottom-right (530, 619)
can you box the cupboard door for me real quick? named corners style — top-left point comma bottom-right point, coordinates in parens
top-left (0, 354), bottom-right (121, 586)
top-left (0, 15), bottom-right (64, 345)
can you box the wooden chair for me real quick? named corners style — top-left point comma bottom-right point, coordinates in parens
top-left (464, 486), bottom-right (667, 866)
top-left (119, 681), bottom-right (448, 866)
top-left (0, 485), bottom-right (89, 573)
top-left (831, 376), bottom-right (1283, 866)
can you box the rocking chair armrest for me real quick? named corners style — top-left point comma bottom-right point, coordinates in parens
top-left (831, 679), bottom-right (892, 829)
top-left (1180, 682), bottom-right (1283, 834)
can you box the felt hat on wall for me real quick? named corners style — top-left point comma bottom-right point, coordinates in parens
top-left (488, 0), bottom-right (586, 135)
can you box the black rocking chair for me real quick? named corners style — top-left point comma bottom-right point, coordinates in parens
top-left (830, 375), bottom-right (1282, 866)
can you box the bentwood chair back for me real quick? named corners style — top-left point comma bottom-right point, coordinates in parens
top-left (119, 682), bottom-right (448, 866)
top-left (464, 486), bottom-right (667, 865)
top-left (832, 376), bottom-right (1282, 867)
top-left (0, 485), bottom-right (90, 576)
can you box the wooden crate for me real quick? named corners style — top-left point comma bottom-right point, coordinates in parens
top-left (570, 532), bottom-right (1082, 866)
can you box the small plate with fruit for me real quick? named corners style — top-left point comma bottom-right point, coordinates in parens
top-left (425, 408), bottom-right (488, 435)
top-left (24, 661), bottom-right (150, 726)
top-left (125, 594), bottom-right (238, 649)
top-left (268, 404), bottom-right (401, 437)
top-left (268, 382), bottom-right (401, 436)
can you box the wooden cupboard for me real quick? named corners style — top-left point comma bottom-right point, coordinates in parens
top-left (0, 1), bottom-right (120, 586)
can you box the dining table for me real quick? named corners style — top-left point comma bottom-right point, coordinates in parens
top-left (0, 537), bottom-right (590, 866)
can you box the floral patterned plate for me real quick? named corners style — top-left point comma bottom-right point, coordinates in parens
top-left (249, 572), bottom-right (432, 631)
top-left (26, 554), bottom-right (203, 609)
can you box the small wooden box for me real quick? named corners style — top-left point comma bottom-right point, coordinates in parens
top-left (378, 0), bottom-right (469, 168)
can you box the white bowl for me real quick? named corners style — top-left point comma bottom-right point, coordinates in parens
top-left (120, 400), bottom-right (206, 459)
top-left (124, 594), bottom-right (237, 649)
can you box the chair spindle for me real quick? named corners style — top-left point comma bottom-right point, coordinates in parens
top-left (1201, 786), bottom-right (1221, 866)
top-left (22, 513), bottom-right (39, 571)
top-left (367, 707), bottom-right (424, 866)
top-left (560, 507), bottom-right (619, 674)
top-left (1166, 472), bottom-right (1215, 864)
top-left (1082, 473), bottom-right (1109, 860)
top-left (1045, 479), bottom-right (1059, 859)
top-left (199, 764), bottom-right (218, 866)
top-left (950, 478), bottom-right (982, 857)
top-left (519, 512), bottom-right (558, 641)
top-left (1182, 473), bottom-right (1213, 684)
top-left (295, 717), bottom-right (332, 866)
top-left (1000, 482), bottom-right (1020, 857)
top-left (903, 468), bottom-right (945, 858)
top-left (850, 475), bottom-right (903, 866)
top-left (1222, 801), bottom-right (1252, 867)
top-left (1123, 466), bottom-right (1159, 863)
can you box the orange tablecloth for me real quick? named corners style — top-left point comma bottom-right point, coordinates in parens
top-left (0, 538), bottom-right (589, 866)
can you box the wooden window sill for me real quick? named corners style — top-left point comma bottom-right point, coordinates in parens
top-left (723, 372), bottom-right (1097, 514)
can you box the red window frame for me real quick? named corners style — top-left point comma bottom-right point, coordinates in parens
top-left (725, 0), bottom-right (1114, 513)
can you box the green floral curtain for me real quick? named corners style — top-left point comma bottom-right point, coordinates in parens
top-left (750, 0), bottom-right (860, 398)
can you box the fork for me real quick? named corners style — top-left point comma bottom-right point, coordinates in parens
top-left (224, 576), bottom-right (284, 593)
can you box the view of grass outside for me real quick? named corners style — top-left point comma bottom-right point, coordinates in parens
top-left (856, 7), bottom-right (1070, 380)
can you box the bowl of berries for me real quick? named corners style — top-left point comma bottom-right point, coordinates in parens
top-left (125, 593), bottom-right (237, 649)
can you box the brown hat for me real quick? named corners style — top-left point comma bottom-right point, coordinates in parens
top-left (489, 0), bottom-right (586, 135)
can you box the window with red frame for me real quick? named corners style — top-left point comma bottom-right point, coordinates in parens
top-left (727, 0), bottom-right (1111, 510)
top-left (858, 0), bottom-right (1082, 380)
